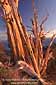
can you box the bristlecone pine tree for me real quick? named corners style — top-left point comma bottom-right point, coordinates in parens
top-left (0, 0), bottom-right (56, 84)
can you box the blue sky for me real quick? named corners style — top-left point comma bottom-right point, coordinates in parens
top-left (0, 0), bottom-right (56, 32)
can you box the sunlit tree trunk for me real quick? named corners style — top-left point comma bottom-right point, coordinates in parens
top-left (0, 0), bottom-right (25, 60)
top-left (0, 0), bottom-right (41, 78)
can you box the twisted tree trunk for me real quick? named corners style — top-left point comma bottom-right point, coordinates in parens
top-left (0, 0), bottom-right (55, 84)
top-left (0, 0), bottom-right (26, 60)
top-left (0, 0), bottom-right (41, 78)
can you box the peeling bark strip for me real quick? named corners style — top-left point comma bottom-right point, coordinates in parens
top-left (6, 22), bottom-right (17, 57)
top-left (9, 14), bottom-right (25, 59)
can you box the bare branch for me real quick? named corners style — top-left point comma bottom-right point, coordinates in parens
top-left (40, 13), bottom-right (49, 28)
top-left (18, 61), bottom-right (38, 78)
top-left (41, 34), bottom-right (56, 76)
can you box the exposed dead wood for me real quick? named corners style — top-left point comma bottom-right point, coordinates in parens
top-left (32, 0), bottom-right (43, 71)
top-left (18, 61), bottom-right (38, 78)
top-left (40, 13), bottom-right (49, 28)
top-left (0, 0), bottom-right (56, 84)
top-left (6, 22), bottom-right (17, 57)
top-left (41, 34), bottom-right (56, 76)
top-left (14, 0), bottom-right (19, 8)
top-left (0, 0), bottom-right (26, 60)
